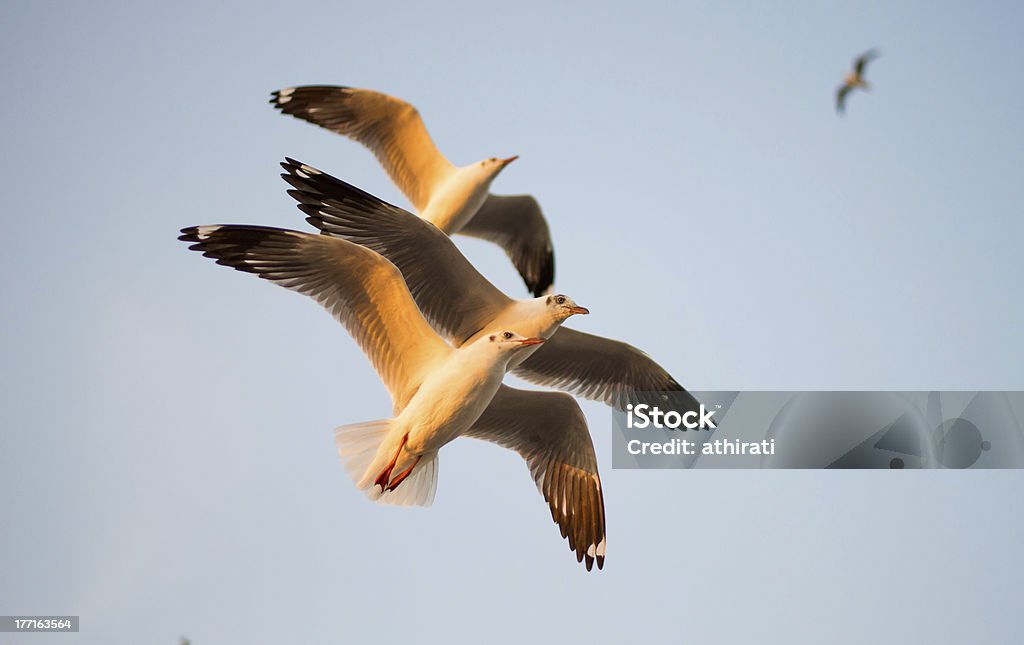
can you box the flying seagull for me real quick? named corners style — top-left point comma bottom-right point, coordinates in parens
top-left (179, 224), bottom-right (604, 569)
top-left (270, 85), bottom-right (556, 296)
top-left (281, 158), bottom-right (701, 413)
top-left (836, 49), bottom-right (879, 114)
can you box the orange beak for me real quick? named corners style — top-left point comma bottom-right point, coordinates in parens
top-left (568, 306), bottom-right (590, 315)
top-left (514, 337), bottom-right (546, 347)
top-left (500, 155), bottom-right (519, 167)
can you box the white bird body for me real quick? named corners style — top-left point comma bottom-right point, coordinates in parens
top-left (420, 160), bottom-right (509, 233)
top-left (374, 335), bottom-right (516, 477)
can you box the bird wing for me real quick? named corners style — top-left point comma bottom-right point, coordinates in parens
top-left (271, 86), bottom-right (455, 211)
top-left (459, 193), bottom-right (556, 297)
top-left (464, 385), bottom-right (606, 571)
top-left (854, 49), bottom-right (879, 75)
top-left (513, 327), bottom-right (701, 411)
top-left (836, 84), bottom-right (851, 114)
top-left (282, 159), bottom-right (512, 345)
top-left (179, 224), bottom-right (451, 412)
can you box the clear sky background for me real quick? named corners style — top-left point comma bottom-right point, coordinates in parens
top-left (2, 1), bottom-right (1023, 643)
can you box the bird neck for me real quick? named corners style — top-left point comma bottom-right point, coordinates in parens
top-left (422, 168), bottom-right (494, 233)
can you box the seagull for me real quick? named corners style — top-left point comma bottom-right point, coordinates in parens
top-left (270, 85), bottom-right (556, 297)
top-left (179, 224), bottom-right (605, 569)
top-left (837, 49), bottom-right (879, 114)
top-left (281, 159), bottom-right (701, 413)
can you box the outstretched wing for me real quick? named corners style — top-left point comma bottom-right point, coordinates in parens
top-left (461, 193), bottom-right (556, 297)
top-left (514, 327), bottom-right (701, 411)
top-left (836, 84), bottom-right (851, 114)
top-left (854, 49), bottom-right (879, 75)
top-left (465, 385), bottom-right (606, 571)
top-left (271, 86), bottom-right (455, 211)
top-left (179, 224), bottom-right (451, 412)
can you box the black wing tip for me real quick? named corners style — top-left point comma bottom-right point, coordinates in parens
top-left (524, 251), bottom-right (555, 297)
top-left (279, 157), bottom-right (324, 175)
top-left (177, 225), bottom-right (307, 277)
top-left (177, 224), bottom-right (296, 245)
top-left (279, 159), bottom-right (367, 200)
top-left (279, 159), bottom-right (402, 216)
top-left (178, 225), bottom-right (221, 247)
top-left (279, 156), bottom-right (328, 184)
top-left (579, 548), bottom-right (605, 572)
top-left (269, 85), bottom-right (355, 106)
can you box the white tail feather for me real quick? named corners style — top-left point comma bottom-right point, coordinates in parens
top-left (335, 419), bottom-right (392, 485)
top-left (333, 420), bottom-right (439, 507)
top-left (377, 452), bottom-right (439, 507)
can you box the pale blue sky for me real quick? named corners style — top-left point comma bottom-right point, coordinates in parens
top-left (2, 1), bottom-right (1023, 643)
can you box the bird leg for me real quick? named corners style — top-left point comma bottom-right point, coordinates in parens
top-left (385, 455), bottom-right (422, 492)
top-left (374, 433), bottom-right (409, 492)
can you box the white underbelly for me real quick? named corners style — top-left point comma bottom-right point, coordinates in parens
top-left (422, 184), bottom-right (488, 233)
top-left (399, 368), bottom-right (502, 453)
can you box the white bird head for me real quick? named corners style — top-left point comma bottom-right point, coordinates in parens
top-left (473, 155), bottom-right (518, 182)
top-left (544, 293), bottom-right (590, 321)
top-left (482, 330), bottom-right (546, 353)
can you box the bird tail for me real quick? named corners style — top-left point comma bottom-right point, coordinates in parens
top-left (334, 419), bottom-right (439, 507)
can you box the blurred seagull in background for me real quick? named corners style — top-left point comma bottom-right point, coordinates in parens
top-left (271, 85), bottom-right (556, 297)
top-left (836, 49), bottom-right (880, 114)
top-left (179, 223), bottom-right (605, 569)
top-left (281, 158), bottom-right (701, 413)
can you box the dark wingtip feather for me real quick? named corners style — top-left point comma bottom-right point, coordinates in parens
top-left (178, 226), bottom-right (199, 242)
top-left (529, 250), bottom-right (555, 297)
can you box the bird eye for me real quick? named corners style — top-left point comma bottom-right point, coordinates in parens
top-left (503, 331), bottom-right (513, 339)
top-left (556, 296), bottom-right (566, 305)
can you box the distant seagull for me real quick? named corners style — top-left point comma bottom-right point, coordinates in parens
top-left (271, 85), bottom-right (555, 296)
top-left (836, 49), bottom-right (879, 114)
top-left (179, 224), bottom-right (605, 569)
top-left (281, 158), bottom-right (701, 413)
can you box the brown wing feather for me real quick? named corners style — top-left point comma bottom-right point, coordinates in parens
top-left (271, 86), bottom-right (455, 210)
top-left (465, 385), bottom-right (606, 570)
top-left (179, 224), bottom-right (451, 411)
